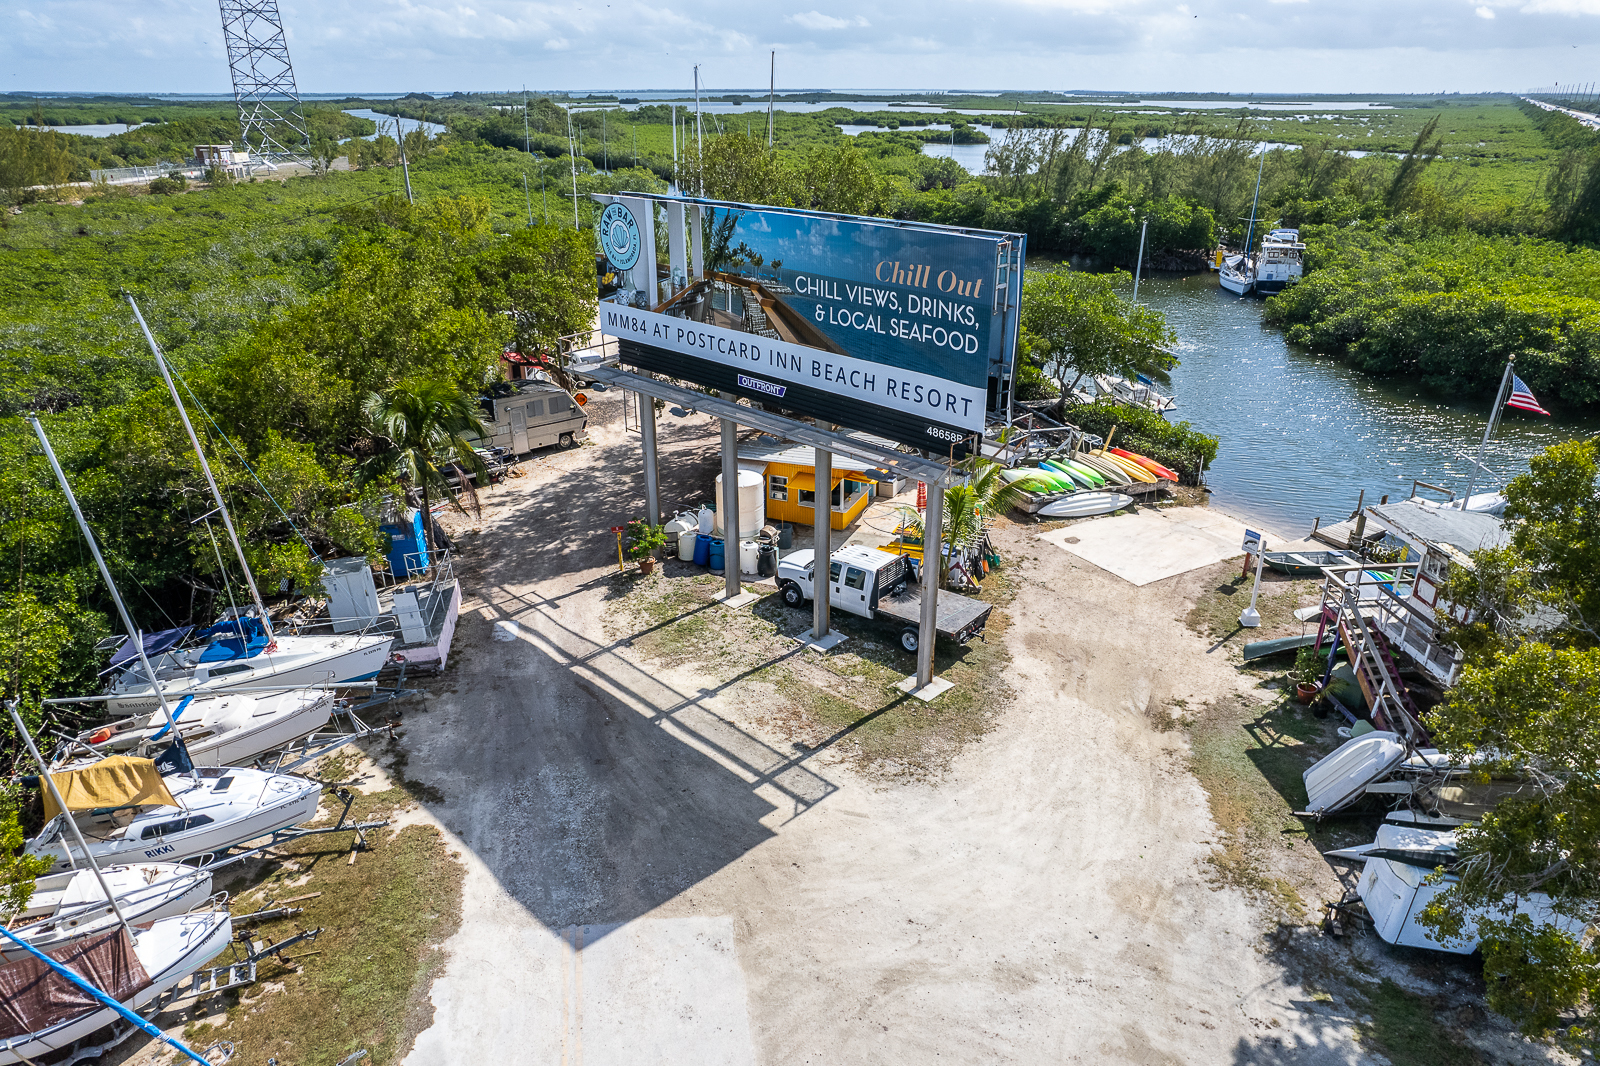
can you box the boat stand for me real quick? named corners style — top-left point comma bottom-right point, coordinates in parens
top-left (199, 788), bottom-right (389, 874)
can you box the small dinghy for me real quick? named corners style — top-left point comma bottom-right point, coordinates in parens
top-left (2, 864), bottom-right (211, 964)
top-left (1036, 492), bottom-right (1133, 519)
top-left (1262, 549), bottom-right (1363, 577)
top-left (1302, 731), bottom-right (1406, 815)
top-left (0, 911), bottom-right (231, 1064)
top-left (62, 688), bottom-right (335, 769)
top-left (25, 758), bottom-right (323, 872)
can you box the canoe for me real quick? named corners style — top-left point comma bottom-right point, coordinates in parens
top-left (1110, 447), bottom-right (1179, 482)
top-left (1059, 458), bottom-right (1106, 488)
top-left (1074, 453), bottom-right (1133, 486)
top-left (1241, 633), bottom-right (1334, 662)
top-left (1100, 452), bottom-right (1158, 483)
top-left (1036, 492), bottom-right (1132, 518)
top-left (1262, 550), bottom-right (1363, 577)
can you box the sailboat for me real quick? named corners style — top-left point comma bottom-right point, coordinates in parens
top-left (94, 300), bottom-right (395, 715)
top-left (1219, 153), bottom-right (1266, 297)
top-left (2, 863), bottom-right (212, 964)
top-left (24, 757), bottom-right (323, 873)
top-left (0, 912), bottom-right (232, 1065)
top-left (58, 687), bottom-right (336, 769)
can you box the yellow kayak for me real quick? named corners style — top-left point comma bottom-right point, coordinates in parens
top-left (1101, 451), bottom-right (1159, 483)
top-left (1075, 452), bottom-right (1133, 486)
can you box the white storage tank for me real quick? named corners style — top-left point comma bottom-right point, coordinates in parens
top-left (713, 470), bottom-right (765, 538)
top-left (738, 539), bottom-right (760, 575)
top-left (677, 527), bottom-right (698, 561)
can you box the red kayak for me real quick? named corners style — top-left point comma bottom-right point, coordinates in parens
top-left (1110, 447), bottom-right (1179, 482)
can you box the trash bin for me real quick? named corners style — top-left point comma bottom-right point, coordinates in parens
top-left (757, 543), bottom-right (778, 577)
top-left (693, 533), bottom-right (712, 567)
top-left (777, 525), bottom-right (793, 550)
top-left (708, 537), bottom-right (725, 574)
top-left (678, 527), bottom-right (697, 561)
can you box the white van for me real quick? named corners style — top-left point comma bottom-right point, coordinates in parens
top-left (479, 382), bottom-right (588, 455)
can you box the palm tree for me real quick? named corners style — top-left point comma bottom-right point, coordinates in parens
top-left (359, 380), bottom-right (490, 556)
top-left (903, 458), bottom-right (1044, 588)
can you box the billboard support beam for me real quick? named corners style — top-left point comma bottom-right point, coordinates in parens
top-left (720, 393), bottom-right (741, 601)
top-left (813, 445), bottom-right (833, 642)
top-left (640, 391), bottom-right (660, 523)
top-left (916, 483), bottom-right (944, 690)
top-left (578, 366), bottom-right (957, 487)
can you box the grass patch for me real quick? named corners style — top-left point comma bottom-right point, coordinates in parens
top-left (1355, 979), bottom-right (1484, 1066)
top-left (1184, 565), bottom-right (1319, 645)
top-left (194, 784), bottom-right (464, 1066)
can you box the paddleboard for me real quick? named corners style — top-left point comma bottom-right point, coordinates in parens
top-left (1036, 492), bottom-right (1133, 518)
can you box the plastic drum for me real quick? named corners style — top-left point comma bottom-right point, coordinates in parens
top-left (693, 533), bottom-right (711, 567)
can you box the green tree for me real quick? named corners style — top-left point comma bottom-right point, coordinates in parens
top-left (358, 380), bottom-right (489, 556)
top-left (1020, 267), bottom-right (1176, 394)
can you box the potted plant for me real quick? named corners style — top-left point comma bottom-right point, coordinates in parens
top-left (1291, 644), bottom-right (1325, 703)
top-left (625, 519), bottom-right (668, 575)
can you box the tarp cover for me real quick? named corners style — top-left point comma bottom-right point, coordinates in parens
top-left (106, 626), bottom-right (192, 669)
top-left (0, 929), bottom-right (151, 1040)
top-left (41, 756), bottom-right (179, 822)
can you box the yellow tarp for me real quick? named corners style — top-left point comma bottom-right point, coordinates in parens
top-left (40, 755), bottom-right (178, 822)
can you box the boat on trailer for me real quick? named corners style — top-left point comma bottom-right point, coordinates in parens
top-left (61, 687), bottom-right (336, 769)
top-left (1, 864), bottom-right (211, 964)
top-left (0, 911), bottom-right (231, 1065)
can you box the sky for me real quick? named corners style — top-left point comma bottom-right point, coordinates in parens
top-left (6, 0), bottom-right (1600, 95)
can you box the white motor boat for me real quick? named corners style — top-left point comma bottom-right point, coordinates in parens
top-left (0, 911), bottom-right (231, 1065)
top-left (103, 619), bottom-right (393, 716)
top-left (1092, 374), bottom-right (1176, 413)
top-left (2, 863), bottom-right (212, 963)
top-left (26, 763), bottom-right (323, 873)
top-left (1253, 228), bottom-right (1304, 295)
top-left (62, 688), bottom-right (336, 769)
top-left (1340, 824), bottom-right (1586, 954)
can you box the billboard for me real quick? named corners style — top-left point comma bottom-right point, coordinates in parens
top-left (592, 193), bottom-right (1024, 457)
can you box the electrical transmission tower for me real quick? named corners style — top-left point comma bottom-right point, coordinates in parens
top-left (218, 0), bottom-right (310, 159)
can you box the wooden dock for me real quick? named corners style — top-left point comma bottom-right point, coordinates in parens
top-left (1311, 512), bottom-right (1389, 550)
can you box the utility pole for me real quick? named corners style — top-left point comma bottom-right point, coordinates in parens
top-left (602, 110), bottom-right (607, 171)
top-left (396, 119), bottom-right (413, 204)
top-left (566, 108), bottom-right (580, 230)
top-left (523, 172), bottom-right (534, 226)
top-left (523, 85), bottom-right (531, 154)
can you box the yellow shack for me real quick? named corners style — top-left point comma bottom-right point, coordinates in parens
top-left (737, 440), bottom-right (884, 531)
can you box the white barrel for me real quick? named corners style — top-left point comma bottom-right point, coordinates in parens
top-left (677, 527), bottom-right (697, 561)
top-left (664, 516), bottom-right (692, 538)
top-left (697, 507), bottom-right (714, 534)
top-left (712, 470), bottom-right (765, 538)
top-left (739, 539), bottom-right (760, 575)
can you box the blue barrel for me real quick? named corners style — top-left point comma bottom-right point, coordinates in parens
top-left (693, 533), bottom-right (711, 567)
top-left (708, 537), bottom-right (726, 573)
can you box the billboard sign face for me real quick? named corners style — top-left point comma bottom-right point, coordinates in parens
top-left (592, 194), bottom-right (1023, 457)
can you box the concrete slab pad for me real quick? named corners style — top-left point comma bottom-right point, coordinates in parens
top-left (1039, 507), bottom-right (1249, 587)
top-left (895, 675), bottom-right (954, 702)
top-left (566, 917), bottom-right (756, 1066)
top-left (794, 630), bottom-right (849, 652)
top-left (716, 591), bottom-right (760, 610)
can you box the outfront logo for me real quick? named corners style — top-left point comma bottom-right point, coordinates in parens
top-left (600, 202), bottom-right (642, 271)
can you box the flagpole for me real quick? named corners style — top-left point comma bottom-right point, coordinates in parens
top-left (1460, 356), bottom-right (1515, 508)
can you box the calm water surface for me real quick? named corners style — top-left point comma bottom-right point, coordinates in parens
top-left (1131, 274), bottom-right (1600, 538)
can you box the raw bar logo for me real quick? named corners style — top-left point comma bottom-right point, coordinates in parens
top-left (738, 374), bottom-right (787, 398)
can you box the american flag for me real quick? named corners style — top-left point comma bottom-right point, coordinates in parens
top-left (1506, 374), bottom-right (1552, 416)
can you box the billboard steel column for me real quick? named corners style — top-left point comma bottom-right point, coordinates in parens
top-left (640, 391), bottom-right (660, 523)
top-left (813, 446), bottom-right (832, 640)
top-left (720, 394), bottom-right (740, 600)
top-left (916, 483), bottom-right (944, 689)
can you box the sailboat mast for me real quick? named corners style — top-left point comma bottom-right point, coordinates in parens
top-left (1243, 152), bottom-right (1264, 262)
top-left (127, 297), bottom-right (276, 647)
top-left (1460, 357), bottom-right (1515, 507)
top-left (768, 52), bottom-right (775, 148)
top-left (28, 418), bottom-right (174, 733)
top-left (4, 699), bottom-right (135, 933)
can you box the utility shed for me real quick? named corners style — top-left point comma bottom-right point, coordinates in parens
top-left (736, 437), bottom-right (889, 531)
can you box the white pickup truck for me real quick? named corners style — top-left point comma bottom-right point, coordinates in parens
top-left (775, 545), bottom-right (993, 654)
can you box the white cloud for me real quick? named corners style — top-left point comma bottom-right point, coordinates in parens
top-left (1520, 0), bottom-right (1600, 12)
top-left (543, 37), bottom-right (570, 50)
top-left (786, 10), bottom-right (871, 29)
top-left (1476, 4), bottom-right (1496, 14)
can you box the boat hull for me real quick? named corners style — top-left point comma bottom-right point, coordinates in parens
top-left (1036, 493), bottom-right (1133, 518)
top-left (0, 912), bottom-right (231, 1064)
top-left (1253, 279), bottom-right (1290, 295)
top-left (1219, 271), bottom-right (1253, 295)
top-left (105, 635), bottom-right (393, 716)
top-left (2, 865), bottom-right (212, 963)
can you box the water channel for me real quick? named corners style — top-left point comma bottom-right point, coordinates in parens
top-left (1121, 273), bottom-right (1600, 538)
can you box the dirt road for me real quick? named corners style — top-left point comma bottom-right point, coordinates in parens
top-left (395, 395), bottom-right (1373, 1065)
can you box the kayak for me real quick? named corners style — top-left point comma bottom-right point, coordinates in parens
top-left (1110, 447), bottom-right (1179, 482)
top-left (1031, 465), bottom-right (1073, 491)
top-left (1075, 452), bottom-right (1133, 486)
top-left (1059, 458), bottom-right (1106, 488)
top-left (1043, 459), bottom-right (1096, 489)
top-left (1100, 452), bottom-right (1158, 483)
top-left (1037, 492), bottom-right (1133, 518)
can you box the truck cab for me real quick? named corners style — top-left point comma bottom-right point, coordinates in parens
top-left (776, 546), bottom-right (910, 619)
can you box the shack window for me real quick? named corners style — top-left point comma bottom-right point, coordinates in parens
top-left (844, 567), bottom-right (866, 591)
top-left (798, 489), bottom-right (815, 507)
top-left (769, 475), bottom-right (788, 502)
top-left (526, 399), bottom-right (546, 418)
